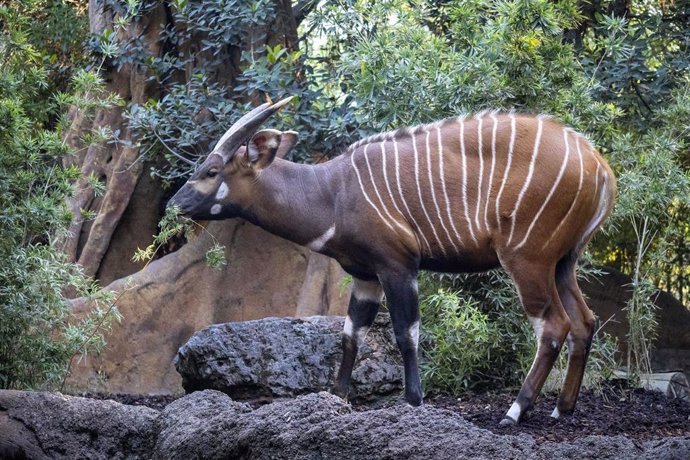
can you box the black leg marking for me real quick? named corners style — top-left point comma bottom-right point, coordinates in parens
top-left (332, 278), bottom-right (382, 400)
top-left (379, 270), bottom-right (423, 406)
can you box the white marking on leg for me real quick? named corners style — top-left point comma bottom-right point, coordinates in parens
top-left (215, 182), bottom-right (229, 200)
top-left (506, 401), bottom-right (522, 422)
top-left (508, 118), bottom-right (543, 246)
top-left (438, 126), bottom-right (464, 248)
top-left (413, 131), bottom-right (447, 255)
top-left (351, 147), bottom-right (397, 234)
top-left (210, 203), bottom-right (222, 215)
top-left (475, 116), bottom-right (484, 231)
top-left (307, 225), bottom-right (335, 251)
top-left (529, 316), bottom-right (545, 342)
top-left (364, 144), bottom-right (414, 237)
top-left (343, 315), bottom-right (354, 338)
top-left (352, 279), bottom-right (384, 303)
top-left (409, 320), bottom-right (420, 351)
top-left (427, 128), bottom-right (459, 253)
top-left (551, 407), bottom-right (561, 419)
top-left (484, 113), bottom-right (498, 232)
top-left (393, 138), bottom-right (432, 254)
top-left (495, 114), bottom-right (516, 232)
top-left (514, 127), bottom-right (571, 249)
top-left (459, 118), bottom-right (478, 244)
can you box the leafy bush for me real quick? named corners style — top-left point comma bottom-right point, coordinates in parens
top-left (0, 2), bottom-right (120, 390)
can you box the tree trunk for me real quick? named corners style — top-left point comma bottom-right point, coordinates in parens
top-left (62, 0), bottom-right (318, 285)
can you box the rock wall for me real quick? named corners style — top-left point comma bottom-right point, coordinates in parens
top-left (581, 266), bottom-right (690, 373)
top-left (67, 220), bottom-right (349, 395)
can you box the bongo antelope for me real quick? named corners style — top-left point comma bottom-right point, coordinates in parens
top-left (168, 97), bottom-right (616, 425)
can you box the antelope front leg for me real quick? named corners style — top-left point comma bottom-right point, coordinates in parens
top-left (332, 278), bottom-right (383, 400)
top-left (380, 270), bottom-right (423, 406)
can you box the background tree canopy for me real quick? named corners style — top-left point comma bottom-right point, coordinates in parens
top-left (0, 0), bottom-right (688, 391)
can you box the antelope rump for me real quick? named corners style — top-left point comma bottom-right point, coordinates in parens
top-left (168, 97), bottom-right (616, 425)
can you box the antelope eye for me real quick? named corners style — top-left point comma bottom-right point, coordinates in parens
top-left (206, 169), bottom-right (218, 178)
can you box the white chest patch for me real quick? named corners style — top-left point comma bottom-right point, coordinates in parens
top-left (215, 182), bottom-right (229, 200)
top-left (307, 225), bottom-right (335, 251)
top-left (210, 204), bottom-right (222, 215)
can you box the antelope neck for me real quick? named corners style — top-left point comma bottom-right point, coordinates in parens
top-left (243, 158), bottom-right (338, 248)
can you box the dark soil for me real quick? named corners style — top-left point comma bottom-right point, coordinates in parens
top-left (427, 386), bottom-right (690, 444)
top-left (75, 386), bottom-right (690, 444)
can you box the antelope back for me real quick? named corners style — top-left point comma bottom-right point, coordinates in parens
top-left (346, 113), bottom-right (615, 262)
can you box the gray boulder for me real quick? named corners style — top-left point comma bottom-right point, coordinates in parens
top-left (174, 314), bottom-right (403, 402)
top-left (0, 390), bottom-right (158, 460)
top-left (154, 390), bottom-right (690, 459)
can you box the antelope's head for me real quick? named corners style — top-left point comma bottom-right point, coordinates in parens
top-left (167, 97), bottom-right (298, 220)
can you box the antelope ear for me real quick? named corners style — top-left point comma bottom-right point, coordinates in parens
top-left (247, 129), bottom-right (298, 168)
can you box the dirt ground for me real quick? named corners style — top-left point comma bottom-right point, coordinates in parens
top-left (428, 386), bottom-right (690, 443)
top-left (85, 384), bottom-right (689, 444)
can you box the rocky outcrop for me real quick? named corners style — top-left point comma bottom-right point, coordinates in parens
top-left (582, 266), bottom-right (690, 373)
top-left (66, 219), bottom-right (350, 395)
top-left (2, 389), bottom-right (689, 459)
top-left (0, 390), bottom-right (158, 459)
top-left (174, 314), bottom-right (403, 402)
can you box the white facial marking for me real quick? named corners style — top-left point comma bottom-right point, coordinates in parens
top-left (551, 407), bottom-right (561, 419)
top-left (352, 279), bottom-right (384, 303)
top-left (210, 203), bottom-right (222, 215)
top-left (506, 401), bottom-right (522, 422)
top-left (215, 182), bottom-right (229, 200)
top-left (409, 320), bottom-right (420, 350)
top-left (307, 225), bottom-right (335, 251)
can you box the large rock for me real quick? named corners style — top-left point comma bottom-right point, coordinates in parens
top-left (582, 266), bottom-right (690, 373)
top-left (0, 390), bottom-right (158, 459)
top-left (3, 389), bottom-right (689, 459)
top-left (67, 219), bottom-right (349, 395)
top-left (175, 314), bottom-right (403, 402)
top-left (154, 390), bottom-right (690, 460)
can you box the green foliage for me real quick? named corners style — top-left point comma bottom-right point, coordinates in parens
top-left (0, 1), bottom-right (120, 390)
top-left (322, 0), bottom-right (689, 388)
top-left (419, 270), bottom-right (618, 394)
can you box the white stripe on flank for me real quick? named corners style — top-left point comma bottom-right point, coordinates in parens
top-left (393, 138), bottom-right (432, 254)
top-left (437, 126), bottom-right (464, 248)
top-left (591, 162), bottom-right (601, 206)
top-left (427, 128), bottom-right (459, 254)
top-left (542, 130), bottom-right (585, 250)
top-left (363, 144), bottom-right (414, 238)
top-left (514, 127), bottom-right (571, 249)
top-left (508, 118), bottom-right (544, 246)
top-left (413, 131), bottom-right (447, 255)
top-left (350, 146), bottom-right (397, 234)
top-left (475, 116), bottom-right (484, 231)
top-left (484, 113), bottom-right (498, 232)
top-left (459, 118), bottom-right (478, 244)
top-left (495, 114), bottom-right (516, 232)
